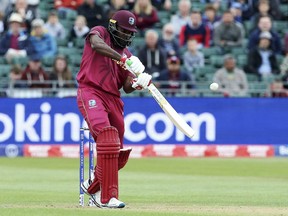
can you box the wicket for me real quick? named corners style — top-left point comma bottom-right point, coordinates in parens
top-left (79, 127), bottom-right (95, 207)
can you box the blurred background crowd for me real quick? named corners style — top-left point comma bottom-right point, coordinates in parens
top-left (0, 0), bottom-right (288, 98)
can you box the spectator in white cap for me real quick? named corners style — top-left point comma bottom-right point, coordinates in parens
top-left (27, 18), bottom-right (57, 60)
top-left (245, 31), bottom-right (280, 80)
top-left (0, 13), bottom-right (29, 62)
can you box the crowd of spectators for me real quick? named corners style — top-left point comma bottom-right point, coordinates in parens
top-left (0, 0), bottom-right (288, 98)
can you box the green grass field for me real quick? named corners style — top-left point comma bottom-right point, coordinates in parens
top-left (0, 157), bottom-right (288, 216)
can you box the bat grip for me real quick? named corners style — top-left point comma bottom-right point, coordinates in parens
top-left (126, 59), bottom-right (140, 77)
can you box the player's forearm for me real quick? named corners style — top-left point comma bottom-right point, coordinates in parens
top-left (90, 35), bottom-right (122, 61)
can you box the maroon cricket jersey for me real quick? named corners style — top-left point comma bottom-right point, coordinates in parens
top-left (77, 26), bottom-right (133, 97)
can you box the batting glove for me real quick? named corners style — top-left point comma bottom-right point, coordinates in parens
top-left (131, 73), bottom-right (152, 90)
top-left (121, 56), bottom-right (145, 75)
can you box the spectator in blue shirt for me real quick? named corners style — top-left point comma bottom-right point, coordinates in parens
top-left (27, 18), bottom-right (57, 60)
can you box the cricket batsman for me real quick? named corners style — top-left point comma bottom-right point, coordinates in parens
top-left (76, 10), bottom-right (152, 208)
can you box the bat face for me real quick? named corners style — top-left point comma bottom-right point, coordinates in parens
top-left (148, 84), bottom-right (195, 138)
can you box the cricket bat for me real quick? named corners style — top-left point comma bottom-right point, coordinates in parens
top-left (126, 60), bottom-right (195, 138)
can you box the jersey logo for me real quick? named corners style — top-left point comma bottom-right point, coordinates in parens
top-left (88, 99), bottom-right (97, 109)
top-left (128, 17), bottom-right (135, 25)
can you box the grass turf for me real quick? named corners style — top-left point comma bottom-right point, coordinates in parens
top-left (0, 157), bottom-right (288, 216)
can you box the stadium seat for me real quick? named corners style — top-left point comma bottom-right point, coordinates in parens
top-left (10, 56), bottom-right (29, 67)
top-left (210, 55), bottom-right (224, 68)
top-left (74, 38), bottom-right (85, 49)
top-left (246, 74), bottom-right (259, 82)
top-left (196, 72), bottom-right (214, 82)
top-left (60, 20), bottom-right (74, 30)
top-left (0, 65), bottom-right (11, 78)
top-left (236, 55), bottom-right (247, 68)
top-left (155, 11), bottom-right (170, 28)
top-left (58, 47), bottom-right (78, 56)
top-left (39, 9), bottom-right (49, 20)
top-left (191, 2), bottom-right (206, 11)
top-left (244, 21), bottom-right (254, 34)
top-left (273, 21), bottom-right (288, 35)
top-left (280, 4), bottom-right (288, 18)
top-left (276, 55), bottom-right (284, 65)
top-left (179, 46), bottom-right (187, 57)
top-left (42, 56), bottom-right (55, 68)
top-left (96, 0), bottom-right (109, 4)
top-left (0, 57), bottom-right (6, 64)
top-left (171, 2), bottom-right (178, 14)
top-left (202, 47), bottom-right (221, 59)
top-left (57, 38), bottom-right (69, 47)
top-left (249, 82), bottom-right (268, 97)
top-left (194, 66), bottom-right (216, 75)
top-left (69, 55), bottom-right (82, 67)
top-left (66, 10), bottom-right (78, 21)
top-left (231, 47), bottom-right (247, 56)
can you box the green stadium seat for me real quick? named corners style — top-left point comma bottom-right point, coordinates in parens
top-left (155, 11), bottom-right (170, 28)
top-left (74, 38), bottom-right (85, 49)
top-left (41, 56), bottom-right (55, 67)
top-left (39, 9), bottom-right (49, 20)
top-left (96, 0), bottom-right (109, 4)
top-left (171, 2), bottom-right (178, 14)
top-left (60, 20), bottom-right (74, 30)
top-left (57, 38), bottom-right (69, 47)
top-left (201, 47), bottom-right (221, 59)
top-left (179, 46), bottom-right (187, 56)
top-left (69, 55), bottom-right (82, 67)
top-left (244, 21), bottom-right (254, 34)
top-left (246, 74), bottom-right (259, 82)
top-left (280, 4), bottom-right (288, 17)
top-left (58, 47), bottom-right (79, 57)
top-left (276, 55), bottom-right (284, 65)
top-left (231, 47), bottom-right (247, 56)
top-left (273, 21), bottom-right (288, 34)
top-left (10, 56), bottom-right (29, 67)
top-left (0, 65), bottom-right (11, 77)
top-left (210, 55), bottom-right (224, 68)
top-left (66, 10), bottom-right (78, 21)
top-left (236, 55), bottom-right (247, 68)
top-left (191, 2), bottom-right (206, 11)
top-left (194, 66), bottom-right (216, 75)
top-left (0, 57), bottom-right (6, 64)
top-left (249, 82), bottom-right (268, 97)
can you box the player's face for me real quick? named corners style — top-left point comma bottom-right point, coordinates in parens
top-left (116, 26), bottom-right (134, 41)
